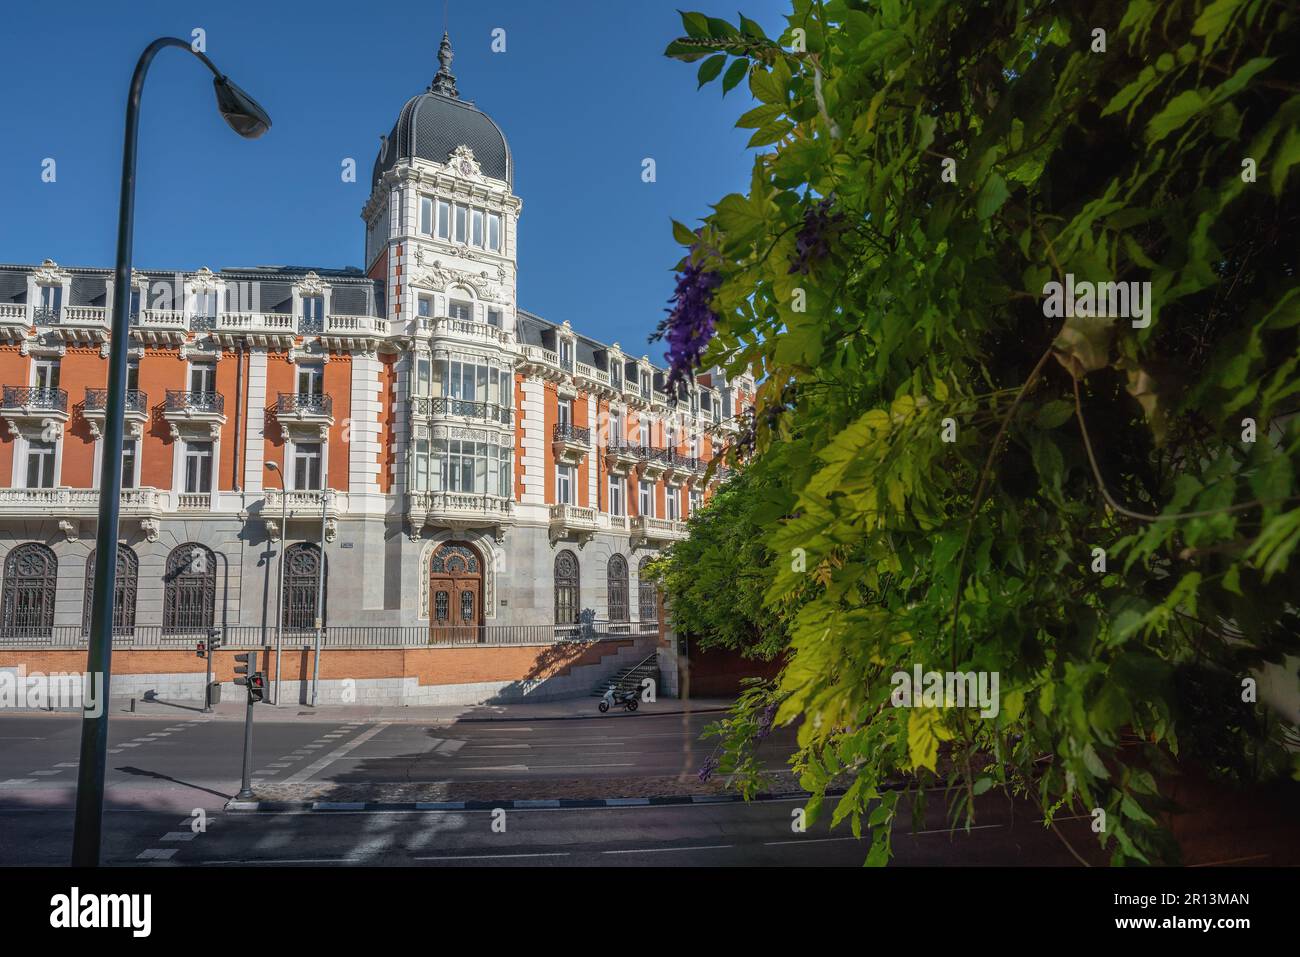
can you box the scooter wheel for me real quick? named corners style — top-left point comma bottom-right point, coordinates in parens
top-left (626, 699), bottom-right (639, 712)
top-left (598, 701), bottom-right (610, 713)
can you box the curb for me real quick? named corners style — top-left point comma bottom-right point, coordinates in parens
top-left (224, 788), bottom-right (844, 813)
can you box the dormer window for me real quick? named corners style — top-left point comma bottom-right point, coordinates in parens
top-left (610, 361), bottom-right (623, 389)
top-left (36, 284), bottom-right (62, 324)
top-left (301, 294), bottom-right (324, 335)
top-left (639, 369), bottom-right (651, 400)
top-left (558, 339), bottom-right (573, 372)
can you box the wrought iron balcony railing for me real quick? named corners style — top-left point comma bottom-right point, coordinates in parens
top-left (2, 386), bottom-right (68, 413)
top-left (276, 392), bottom-right (333, 417)
top-left (85, 388), bottom-right (147, 414)
top-left (164, 390), bottom-right (224, 415)
top-left (299, 313), bottom-right (324, 336)
top-left (32, 306), bottom-right (61, 325)
top-left (553, 423), bottom-right (591, 444)
top-left (415, 396), bottom-right (512, 424)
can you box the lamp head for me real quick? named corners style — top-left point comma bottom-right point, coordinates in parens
top-left (213, 76), bottom-right (271, 139)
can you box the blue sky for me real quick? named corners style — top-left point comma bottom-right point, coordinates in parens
top-left (0, 0), bottom-right (788, 354)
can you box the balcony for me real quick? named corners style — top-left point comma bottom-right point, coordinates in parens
top-left (517, 344), bottom-right (563, 380)
top-left (552, 423), bottom-right (590, 465)
top-left (637, 446), bottom-right (670, 480)
top-left (423, 316), bottom-right (514, 348)
top-left (631, 515), bottom-right (688, 547)
top-left (131, 309), bottom-right (189, 343)
top-left (83, 388), bottom-right (149, 439)
top-left (0, 486), bottom-right (162, 519)
top-left (276, 392), bottom-right (334, 430)
top-left (575, 361), bottom-right (613, 396)
top-left (163, 390), bottom-right (226, 439)
top-left (604, 441), bottom-right (641, 475)
top-left (412, 395), bottom-right (512, 426)
top-left (663, 452), bottom-right (703, 485)
top-left (549, 503), bottom-right (599, 545)
top-left (2, 386), bottom-right (69, 429)
top-left (407, 490), bottom-right (513, 537)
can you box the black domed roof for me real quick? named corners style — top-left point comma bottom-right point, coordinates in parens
top-left (371, 33), bottom-right (512, 189)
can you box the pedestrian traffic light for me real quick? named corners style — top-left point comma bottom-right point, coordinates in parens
top-left (248, 672), bottom-right (266, 703)
top-left (196, 641), bottom-right (207, 659)
top-left (233, 652), bottom-right (254, 687)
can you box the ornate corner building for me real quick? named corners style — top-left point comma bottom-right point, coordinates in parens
top-left (0, 34), bottom-right (753, 664)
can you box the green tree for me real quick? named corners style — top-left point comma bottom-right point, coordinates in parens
top-left (663, 0), bottom-right (1300, 865)
top-left (650, 464), bottom-right (790, 660)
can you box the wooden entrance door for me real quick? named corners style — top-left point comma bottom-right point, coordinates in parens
top-left (429, 542), bottom-right (484, 644)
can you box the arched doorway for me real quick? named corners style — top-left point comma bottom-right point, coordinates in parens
top-left (429, 541), bottom-right (484, 643)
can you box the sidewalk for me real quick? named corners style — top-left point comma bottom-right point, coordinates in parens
top-left (58, 694), bottom-right (739, 723)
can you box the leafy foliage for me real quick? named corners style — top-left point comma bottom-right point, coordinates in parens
top-left (665, 0), bottom-right (1300, 864)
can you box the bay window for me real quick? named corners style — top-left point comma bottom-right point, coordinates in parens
top-left (415, 438), bottom-right (511, 498)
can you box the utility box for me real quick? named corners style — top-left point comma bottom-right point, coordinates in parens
top-left (206, 681), bottom-right (222, 706)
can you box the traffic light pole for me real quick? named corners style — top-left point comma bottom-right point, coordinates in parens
top-left (202, 631), bottom-right (215, 714)
top-left (236, 680), bottom-right (255, 800)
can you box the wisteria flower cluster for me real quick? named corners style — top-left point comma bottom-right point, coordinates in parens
top-left (653, 249), bottom-right (723, 395)
top-left (788, 197), bottom-right (844, 275)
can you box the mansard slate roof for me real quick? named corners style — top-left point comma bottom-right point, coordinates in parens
top-left (0, 263), bottom-right (383, 316)
top-left (371, 33), bottom-right (512, 190)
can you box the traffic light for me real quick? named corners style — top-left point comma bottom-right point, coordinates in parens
top-left (233, 652), bottom-right (254, 687)
top-left (248, 672), bottom-right (267, 703)
top-left (196, 641), bottom-right (207, 659)
top-left (207, 627), bottom-right (223, 652)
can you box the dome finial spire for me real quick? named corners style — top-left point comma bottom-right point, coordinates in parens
top-left (430, 31), bottom-right (459, 98)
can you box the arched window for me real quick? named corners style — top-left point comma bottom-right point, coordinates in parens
top-left (164, 543), bottom-right (216, 634)
top-left (607, 554), bottom-right (629, 622)
top-left (83, 544), bottom-right (138, 635)
top-left (283, 542), bottom-right (326, 632)
top-left (638, 556), bottom-right (659, 624)
top-left (2, 543), bottom-right (57, 636)
top-left (554, 550), bottom-right (579, 625)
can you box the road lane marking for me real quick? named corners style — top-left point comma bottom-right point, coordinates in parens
top-left (602, 845), bottom-right (732, 854)
top-left (280, 723), bottom-right (389, 784)
top-left (413, 852), bottom-right (570, 861)
top-left (161, 832), bottom-right (197, 842)
top-left (136, 848), bottom-right (178, 860)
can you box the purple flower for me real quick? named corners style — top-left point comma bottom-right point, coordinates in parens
top-left (698, 754), bottom-right (721, 783)
top-left (653, 250), bottom-right (722, 395)
top-left (789, 198), bottom-right (843, 275)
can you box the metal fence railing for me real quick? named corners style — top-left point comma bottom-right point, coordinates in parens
top-left (0, 619), bottom-right (659, 650)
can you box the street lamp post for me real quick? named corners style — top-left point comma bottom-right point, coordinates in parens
top-left (72, 37), bottom-right (270, 868)
top-left (265, 461), bottom-right (288, 706)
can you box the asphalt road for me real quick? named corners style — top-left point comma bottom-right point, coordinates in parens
top-left (0, 709), bottom-right (1096, 866)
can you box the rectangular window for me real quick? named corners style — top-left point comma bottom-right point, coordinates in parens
top-left (437, 200), bottom-right (451, 239)
top-left (608, 476), bottom-right (625, 516)
top-left (609, 409), bottom-right (623, 446)
top-left (38, 285), bottom-right (63, 315)
top-left (189, 363), bottom-right (215, 394)
top-left (689, 434), bottom-right (699, 458)
top-left (638, 480), bottom-right (654, 518)
top-left (25, 440), bottom-right (56, 489)
top-left (128, 288), bottom-right (141, 319)
top-left (418, 295), bottom-right (434, 321)
top-left (487, 213), bottom-right (501, 252)
top-left (415, 438), bottom-right (429, 492)
top-left (192, 290), bottom-right (218, 318)
top-left (297, 364), bottom-right (323, 396)
top-left (454, 204), bottom-right (467, 243)
top-left (611, 362), bottom-right (622, 389)
top-left (690, 490), bottom-right (703, 516)
top-left (34, 358), bottom-right (60, 391)
top-left (294, 443), bottom-right (323, 491)
top-left (121, 439), bottom-right (137, 489)
top-left (420, 196), bottom-right (433, 236)
top-left (301, 295), bottom-right (324, 323)
top-left (184, 441), bottom-right (213, 493)
top-left (127, 360), bottom-right (140, 393)
top-left (557, 464), bottom-right (575, 504)
top-left (637, 418), bottom-right (649, 448)
top-left (487, 308), bottom-right (502, 327)
top-left (471, 208), bottom-right (484, 247)
top-left (666, 491), bottom-right (679, 521)
top-left (449, 300), bottom-right (472, 322)
top-left (558, 399), bottom-right (572, 429)
top-left (416, 356), bottom-right (431, 396)
top-left (558, 339), bottom-right (573, 371)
